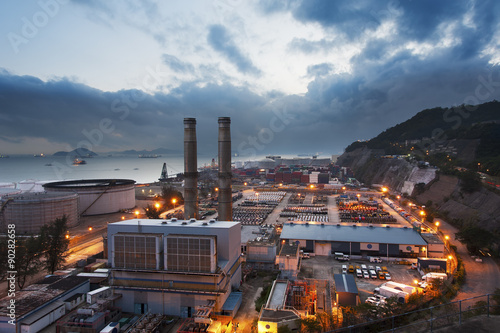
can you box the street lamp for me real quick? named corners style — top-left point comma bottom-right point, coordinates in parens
top-left (422, 246), bottom-right (427, 258)
top-left (435, 221), bottom-right (440, 232)
top-left (134, 210), bottom-right (140, 218)
top-left (172, 198), bottom-right (177, 209)
top-left (88, 226), bottom-right (93, 232)
top-left (420, 210), bottom-right (426, 223)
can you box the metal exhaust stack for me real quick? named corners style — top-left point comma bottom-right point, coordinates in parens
top-left (218, 117), bottom-right (232, 221)
top-left (184, 118), bottom-right (198, 219)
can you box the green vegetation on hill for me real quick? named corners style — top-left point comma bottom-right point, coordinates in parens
top-left (344, 101), bottom-right (500, 176)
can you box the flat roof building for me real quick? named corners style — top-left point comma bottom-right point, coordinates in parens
top-left (107, 218), bottom-right (242, 318)
top-left (334, 274), bottom-right (360, 307)
top-left (280, 222), bottom-right (428, 258)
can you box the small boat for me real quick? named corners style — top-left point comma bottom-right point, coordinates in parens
top-left (73, 158), bottom-right (87, 165)
top-left (45, 163), bottom-right (52, 166)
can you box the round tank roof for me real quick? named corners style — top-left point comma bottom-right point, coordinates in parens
top-left (43, 179), bottom-right (136, 189)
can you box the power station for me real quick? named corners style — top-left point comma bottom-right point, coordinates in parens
top-left (184, 117), bottom-right (232, 221)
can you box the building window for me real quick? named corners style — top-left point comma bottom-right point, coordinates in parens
top-left (113, 234), bottom-right (159, 269)
top-left (165, 236), bottom-right (215, 272)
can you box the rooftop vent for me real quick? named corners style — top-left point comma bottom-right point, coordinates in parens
top-left (386, 225), bottom-right (390, 228)
top-left (403, 226), bottom-right (408, 229)
top-left (190, 218), bottom-right (196, 222)
top-left (171, 218), bottom-right (177, 222)
top-left (321, 222), bottom-right (325, 226)
top-left (305, 222), bottom-right (309, 226)
top-left (202, 222), bottom-right (208, 226)
top-left (181, 221), bottom-right (188, 225)
top-left (161, 221), bottom-right (168, 224)
top-left (209, 219), bottom-right (216, 223)
top-left (368, 225), bottom-right (373, 227)
top-left (290, 221), bottom-right (294, 225)
top-left (337, 224), bottom-right (341, 227)
top-left (352, 224), bottom-right (357, 227)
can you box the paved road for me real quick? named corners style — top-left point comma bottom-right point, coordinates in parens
top-left (435, 218), bottom-right (500, 300)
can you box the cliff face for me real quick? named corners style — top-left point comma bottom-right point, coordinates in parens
top-left (417, 175), bottom-right (500, 233)
top-left (338, 148), bottom-right (500, 233)
top-left (337, 147), bottom-right (435, 195)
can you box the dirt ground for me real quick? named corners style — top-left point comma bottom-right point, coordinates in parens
top-left (233, 274), bottom-right (275, 332)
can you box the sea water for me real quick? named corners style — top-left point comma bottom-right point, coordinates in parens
top-left (0, 155), bottom-right (207, 184)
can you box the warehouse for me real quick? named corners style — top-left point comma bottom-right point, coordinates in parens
top-left (44, 179), bottom-right (135, 216)
top-left (280, 222), bottom-right (429, 258)
top-left (107, 218), bottom-right (242, 318)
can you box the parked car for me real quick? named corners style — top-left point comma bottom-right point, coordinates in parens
top-left (356, 269), bottom-right (363, 278)
top-left (375, 266), bottom-right (382, 272)
top-left (363, 271), bottom-right (370, 279)
top-left (385, 273), bottom-right (392, 280)
top-left (378, 271), bottom-right (386, 280)
top-left (370, 270), bottom-right (378, 279)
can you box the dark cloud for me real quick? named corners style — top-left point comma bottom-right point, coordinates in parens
top-left (162, 54), bottom-right (195, 74)
top-left (207, 24), bottom-right (261, 76)
top-left (306, 63), bottom-right (333, 77)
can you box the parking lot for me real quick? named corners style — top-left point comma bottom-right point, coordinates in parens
top-left (299, 255), bottom-right (421, 301)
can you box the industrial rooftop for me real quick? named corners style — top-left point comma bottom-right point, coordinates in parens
top-left (280, 222), bottom-right (427, 245)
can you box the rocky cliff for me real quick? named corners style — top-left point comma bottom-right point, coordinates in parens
top-left (338, 147), bottom-right (500, 234)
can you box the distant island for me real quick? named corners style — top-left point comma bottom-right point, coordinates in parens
top-left (53, 147), bottom-right (98, 157)
top-left (107, 148), bottom-right (180, 155)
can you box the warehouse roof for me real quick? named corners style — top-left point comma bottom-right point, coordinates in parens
top-left (280, 223), bottom-right (427, 245)
top-left (334, 274), bottom-right (358, 294)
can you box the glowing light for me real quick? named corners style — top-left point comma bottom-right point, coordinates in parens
top-left (445, 235), bottom-right (449, 240)
top-left (65, 234), bottom-right (70, 239)
top-left (88, 226), bottom-right (93, 231)
top-left (310, 184), bottom-right (314, 189)
top-left (215, 187), bottom-right (219, 192)
top-left (435, 221), bottom-right (440, 227)
top-left (414, 279), bottom-right (418, 285)
top-left (244, 182), bottom-right (247, 186)
top-left (381, 187), bottom-right (388, 192)
top-left (135, 210), bottom-right (140, 216)
top-left (121, 216), bottom-right (125, 220)
top-left (155, 202), bottom-right (161, 209)
top-left (420, 210), bottom-right (425, 216)
top-left (172, 198), bottom-right (177, 204)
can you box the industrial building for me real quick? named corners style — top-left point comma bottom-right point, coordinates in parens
top-left (107, 218), bottom-right (242, 318)
top-left (0, 191), bottom-right (79, 234)
top-left (276, 241), bottom-right (300, 279)
top-left (280, 222), bottom-right (429, 258)
top-left (44, 179), bottom-right (135, 216)
top-left (334, 274), bottom-right (360, 307)
top-left (0, 276), bottom-right (90, 333)
top-left (258, 280), bottom-right (301, 333)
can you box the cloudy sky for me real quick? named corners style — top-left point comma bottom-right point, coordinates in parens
top-left (1, 0), bottom-right (500, 157)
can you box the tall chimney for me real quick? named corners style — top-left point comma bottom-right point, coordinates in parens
top-left (184, 118), bottom-right (198, 219)
top-left (218, 117), bottom-right (232, 221)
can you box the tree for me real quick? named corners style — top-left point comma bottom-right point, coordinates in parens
top-left (40, 216), bottom-right (70, 273)
top-left (15, 236), bottom-right (43, 289)
top-left (144, 203), bottom-right (162, 219)
top-left (300, 317), bottom-right (322, 332)
top-left (161, 185), bottom-right (184, 209)
top-left (455, 222), bottom-right (494, 254)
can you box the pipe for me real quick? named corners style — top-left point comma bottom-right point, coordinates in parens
top-left (218, 117), bottom-right (232, 221)
top-left (184, 118), bottom-right (198, 219)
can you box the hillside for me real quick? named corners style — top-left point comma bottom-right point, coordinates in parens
top-left (345, 101), bottom-right (500, 175)
top-left (338, 100), bottom-right (500, 247)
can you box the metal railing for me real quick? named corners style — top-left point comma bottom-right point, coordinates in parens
top-left (329, 293), bottom-right (499, 332)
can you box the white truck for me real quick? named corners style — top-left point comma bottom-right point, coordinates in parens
top-left (334, 252), bottom-right (349, 261)
top-left (384, 281), bottom-right (417, 295)
top-left (369, 256), bottom-right (383, 263)
top-left (378, 285), bottom-right (409, 303)
top-left (421, 272), bottom-right (447, 282)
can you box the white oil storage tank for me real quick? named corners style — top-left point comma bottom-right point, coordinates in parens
top-left (0, 192), bottom-right (79, 234)
top-left (43, 179), bottom-right (136, 216)
top-left (0, 188), bottom-right (22, 199)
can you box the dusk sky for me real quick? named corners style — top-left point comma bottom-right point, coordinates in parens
top-left (1, 0), bottom-right (500, 157)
